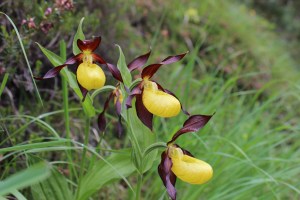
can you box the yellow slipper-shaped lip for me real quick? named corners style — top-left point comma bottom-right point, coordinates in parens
top-left (142, 81), bottom-right (181, 117)
top-left (169, 146), bottom-right (213, 184)
top-left (77, 62), bottom-right (106, 90)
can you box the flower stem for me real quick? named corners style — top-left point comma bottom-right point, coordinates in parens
top-left (135, 173), bottom-right (143, 200)
top-left (60, 40), bottom-right (78, 186)
top-left (75, 116), bottom-right (90, 200)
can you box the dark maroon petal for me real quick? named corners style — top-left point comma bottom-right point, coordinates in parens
top-left (160, 52), bottom-right (187, 65)
top-left (117, 115), bottom-right (123, 138)
top-left (77, 37), bottom-right (101, 52)
top-left (115, 96), bottom-right (122, 116)
top-left (135, 93), bottom-right (153, 130)
top-left (66, 53), bottom-right (83, 64)
top-left (168, 114), bottom-right (213, 144)
top-left (141, 63), bottom-right (162, 79)
top-left (34, 65), bottom-right (66, 80)
top-left (141, 52), bottom-right (187, 79)
top-left (106, 63), bottom-right (123, 82)
top-left (35, 54), bottom-right (82, 80)
top-left (98, 111), bottom-right (106, 132)
top-left (92, 53), bottom-right (106, 64)
top-left (127, 50), bottom-right (151, 71)
top-left (158, 151), bottom-right (177, 200)
top-left (98, 92), bottom-right (114, 132)
top-left (125, 85), bottom-right (142, 108)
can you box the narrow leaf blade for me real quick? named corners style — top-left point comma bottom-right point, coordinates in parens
top-left (73, 17), bottom-right (85, 55)
top-left (0, 162), bottom-right (51, 196)
top-left (116, 45), bottom-right (132, 87)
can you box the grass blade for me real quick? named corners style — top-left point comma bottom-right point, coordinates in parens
top-left (0, 162), bottom-right (51, 196)
top-left (0, 12), bottom-right (43, 105)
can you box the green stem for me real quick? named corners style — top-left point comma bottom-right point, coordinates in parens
top-left (75, 116), bottom-right (90, 200)
top-left (135, 173), bottom-right (143, 200)
top-left (60, 41), bottom-right (78, 184)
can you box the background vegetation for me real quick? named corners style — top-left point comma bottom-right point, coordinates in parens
top-left (1, 0), bottom-right (299, 199)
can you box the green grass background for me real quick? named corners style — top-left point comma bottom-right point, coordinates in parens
top-left (1, 0), bottom-right (300, 199)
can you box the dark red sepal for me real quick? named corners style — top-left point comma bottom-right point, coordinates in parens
top-left (141, 52), bottom-right (187, 79)
top-left (125, 85), bottom-right (142, 108)
top-left (92, 53), bottom-right (106, 64)
top-left (168, 114), bottom-right (213, 144)
top-left (160, 52), bottom-right (188, 65)
top-left (34, 54), bottom-right (82, 80)
top-left (127, 50), bottom-right (151, 72)
top-left (135, 93), bottom-right (153, 130)
top-left (105, 63), bottom-right (123, 82)
top-left (77, 37), bottom-right (101, 52)
top-left (115, 90), bottom-right (122, 116)
top-left (34, 65), bottom-right (66, 80)
top-left (158, 151), bottom-right (177, 200)
top-left (97, 92), bottom-right (114, 132)
top-left (117, 115), bottom-right (123, 138)
top-left (65, 53), bottom-right (83, 64)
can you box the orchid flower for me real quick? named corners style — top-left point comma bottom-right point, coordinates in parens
top-left (96, 51), bottom-right (152, 135)
top-left (158, 115), bottom-right (213, 200)
top-left (97, 86), bottom-right (123, 136)
top-left (126, 52), bottom-right (189, 130)
top-left (35, 37), bottom-right (122, 101)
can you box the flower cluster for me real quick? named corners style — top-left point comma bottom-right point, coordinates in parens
top-left (158, 115), bottom-right (213, 200)
top-left (35, 37), bottom-right (122, 101)
top-left (126, 52), bottom-right (190, 130)
top-left (36, 35), bottom-right (214, 200)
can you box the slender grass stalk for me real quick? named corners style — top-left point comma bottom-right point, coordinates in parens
top-left (75, 116), bottom-right (90, 200)
top-left (0, 12), bottom-right (43, 105)
top-left (0, 73), bottom-right (9, 97)
top-left (135, 174), bottom-right (143, 200)
top-left (59, 41), bottom-right (78, 186)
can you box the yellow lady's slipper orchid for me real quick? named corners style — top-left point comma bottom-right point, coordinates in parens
top-left (158, 115), bottom-right (213, 200)
top-left (169, 146), bottom-right (213, 184)
top-left (35, 37), bottom-right (122, 101)
top-left (77, 62), bottom-right (106, 90)
top-left (142, 80), bottom-right (180, 117)
top-left (126, 52), bottom-right (188, 130)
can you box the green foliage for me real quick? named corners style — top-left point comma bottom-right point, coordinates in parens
top-left (0, 162), bottom-right (51, 197)
top-left (116, 45), bottom-right (132, 88)
top-left (73, 18), bottom-right (86, 55)
top-left (1, 0), bottom-right (300, 200)
top-left (77, 150), bottom-right (135, 200)
top-left (36, 42), bottom-right (95, 117)
top-left (31, 168), bottom-right (73, 200)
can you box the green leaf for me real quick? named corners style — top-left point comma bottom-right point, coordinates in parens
top-left (36, 43), bottom-right (95, 117)
top-left (77, 150), bottom-right (135, 200)
top-left (73, 18), bottom-right (85, 55)
top-left (0, 12), bottom-right (43, 106)
top-left (116, 45), bottom-right (132, 87)
top-left (90, 85), bottom-right (116, 101)
top-left (126, 108), bottom-right (157, 173)
top-left (11, 190), bottom-right (27, 200)
top-left (36, 43), bottom-right (64, 66)
top-left (31, 168), bottom-right (73, 200)
top-left (143, 142), bottom-right (167, 157)
top-left (0, 72), bottom-right (9, 98)
top-left (0, 162), bottom-right (51, 196)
